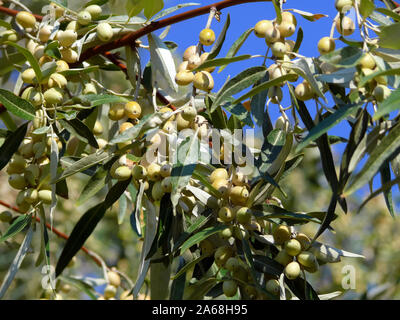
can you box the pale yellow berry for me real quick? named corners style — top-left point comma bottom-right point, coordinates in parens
top-left (199, 28), bottom-right (215, 46)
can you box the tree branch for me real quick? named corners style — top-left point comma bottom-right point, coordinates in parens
top-left (0, 200), bottom-right (103, 267)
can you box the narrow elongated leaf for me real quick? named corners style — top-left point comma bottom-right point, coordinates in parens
top-left (171, 134), bottom-right (199, 208)
top-left (296, 103), bottom-right (362, 152)
top-left (79, 94), bottom-right (129, 107)
top-left (180, 225), bottom-right (226, 253)
top-left (211, 66), bottom-right (267, 112)
top-left (148, 33), bottom-right (178, 92)
top-left (0, 89), bottom-right (35, 120)
top-left (0, 122), bottom-right (29, 171)
top-left (359, 0), bottom-right (375, 18)
top-left (143, 0), bottom-right (164, 19)
top-left (293, 27), bottom-right (303, 53)
top-left (379, 23), bottom-right (400, 50)
top-left (252, 205), bottom-right (322, 225)
top-left (232, 74), bottom-right (297, 105)
top-left (0, 225), bottom-right (33, 299)
top-left (151, 3), bottom-right (200, 21)
top-left (0, 52), bottom-right (25, 76)
top-left (289, 9), bottom-right (328, 21)
top-left (208, 14), bottom-right (230, 60)
top-left (6, 42), bottom-right (42, 81)
top-left (0, 214), bottom-right (32, 244)
top-left (77, 167), bottom-right (108, 205)
top-left (171, 255), bottom-right (205, 280)
top-left (359, 67), bottom-right (400, 87)
top-left (54, 151), bottom-right (112, 183)
top-left (344, 122), bottom-right (400, 196)
top-left (194, 55), bottom-right (252, 72)
top-left (219, 27), bottom-right (254, 72)
top-left (256, 129), bottom-right (286, 175)
top-left (59, 119), bottom-right (99, 149)
top-left (319, 46), bottom-right (363, 68)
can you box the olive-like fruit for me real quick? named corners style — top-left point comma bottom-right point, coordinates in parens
top-left (38, 190), bottom-right (52, 204)
top-left (77, 10), bottom-right (92, 26)
top-left (23, 188), bottom-right (38, 204)
top-left (271, 41), bottom-right (287, 58)
top-left (266, 279), bottom-right (280, 295)
top-left (131, 165), bottom-right (147, 180)
top-left (161, 177), bottom-right (172, 193)
top-left (1, 30), bottom-right (18, 42)
top-left (38, 25), bottom-right (52, 43)
top-left (183, 45), bottom-right (197, 61)
top-left (104, 284), bottom-right (117, 299)
top-left (187, 53), bottom-right (201, 70)
top-left (56, 60), bottom-right (69, 72)
top-left (48, 73), bottom-right (67, 88)
top-left (199, 239), bottom-right (214, 256)
top-left (235, 206), bottom-right (252, 224)
top-left (336, 16), bottom-right (355, 36)
top-left (44, 88), bottom-right (63, 105)
top-left (8, 174), bottom-right (26, 190)
top-left (160, 163), bottom-right (172, 177)
top-left (0, 211), bottom-right (13, 223)
top-left (107, 270), bottom-right (121, 287)
top-left (8, 155), bottom-right (27, 174)
top-left (211, 178), bottom-right (229, 197)
top-left (268, 64), bottom-right (286, 81)
top-left (66, 21), bottom-right (79, 32)
top-left (125, 101), bottom-right (141, 119)
top-left (225, 257), bottom-right (241, 272)
top-left (60, 48), bottom-right (78, 63)
top-left (359, 53), bottom-right (376, 69)
top-left (176, 113), bottom-right (191, 130)
top-left (223, 280), bottom-right (238, 297)
top-left (273, 225), bottom-right (291, 244)
top-left (181, 106), bottom-right (197, 122)
top-left (16, 11), bottom-right (36, 29)
top-left (199, 28), bottom-right (215, 46)
top-left (113, 165), bottom-right (132, 181)
top-left (277, 21), bottom-right (296, 38)
top-left (229, 186), bottom-right (249, 205)
top-left (97, 22), bottom-right (113, 42)
top-left (274, 116), bottom-right (290, 132)
top-left (284, 261), bottom-right (301, 280)
top-left (219, 226), bottom-right (234, 240)
top-left (254, 20), bottom-right (273, 38)
top-left (218, 206), bottom-right (235, 223)
top-left (294, 81), bottom-right (314, 101)
top-left (86, 4), bottom-right (102, 19)
top-left (193, 71), bottom-right (214, 91)
top-left (58, 30), bottom-right (77, 47)
top-left (175, 71), bottom-right (194, 86)
top-left (119, 122), bottom-right (133, 133)
top-left (210, 168), bottom-right (228, 183)
top-left (108, 104), bottom-right (125, 121)
top-left (214, 246), bottom-right (233, 267)
top-left (83, 82), bottom-right (97, 95)
top-left (295, 233), bottom-right (311, 250)
top-left (274, 249), bottom-right (292, 266)
top-left (297, 251), bottom-right (318, 269)
top-left (318, 37), bottom-right (335, 55)
top-left (284, 239), bottom-right (302, 256)
top-left (281, 12), bottom-right (297, 27)
top-left (373, 85), bottom-right (391, 102)
top-left (152, 181), bottom-right (164, 201)
top-left (335, 0), bottom-right (353, 13)
top-left (232, 171), bottom-right (247, 186)
top-left (199, 52), bottom-right (215, 73)
top-left (147, 163), bottom-right (161, 181)
top-left (265, 26), bottom-right (281, 44)
top-left (93, 121), bottom-right (103, 136)
top-left (21, 68), bottom-right (36, 84)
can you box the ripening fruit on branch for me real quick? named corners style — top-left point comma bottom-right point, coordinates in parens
top-left (297, 251), bottom-right (318, 269)
top-left (281, 11), bottom-right (297, 27)
top-left (235, 206), bottom-right (252, 224)
top-left (359, 53), bottom-right (376, 70)
top-left (38, 190), bottom-right (52, 204)
top-left (97, 22), bottom-right (113, 42)
top-left (77, 11), bottom-right (92, 26)
top-left (21, 68), bottom-right (36, 84)
top-left (8, 174), bottom-right (26, 190)
top-left (44, 88), bottom-right (63, 105)
top-left (152, 181), bottom-right (164, 201)
top-left (199, 28), bottom-right (215, 46)
top-left (86, 4), bottom-right (102, 19)
top-left (147, 163), bottom-right (161, 181)
top-left (56, 60), bottom-right (69, 72)
top-left (273, 225), bottom-right (291, 244)
top-left (193, 71), bottom-right (214, 91)
top-left (274, 116), bottom-right (289, 132)
top-left (270, 41), bottom-right (287, 58)
top-left (199, 239), bottom-right (214, 256)
top-left (93, 121), bottom-right (104, 136)
top-left (284, 239), bottom-right (302, 256)
top-left (183, 45), bottom-right (197, 61)
top-left (336, 16), bottom-right (355, 36)
top-left (0, 211), bottom-right (13, 223)
top-left (181, 106), bottom-right (197, 122)
top-left (187, 53), bottom-right (201, 70)
top-left (223, 280), bottom-right (238, 297)
top-left (60, 48), bottom-right (78, 63)
top-left (254, 20), bottom-right (274, 38)
top-left (16, 11), bottom-right (36, 29)
top-left (214, 246), bottom-right (234, 267)
top-left (218, 206), bottom-right (235, 223)
top-left (318, 37), bottom-right (335, 55)
top-left (335, 0), bottom-right (353, 13)
top-left (284, 261), bottom-right (301, 280)
top-left (48, 73), bottom-right (67, 88)
top-left (58, 30), bottom-right (77, 47)
top-left (210, 168), bottom-right (228, 183)
top-left (113, 166), bottom-right (132, 181)
top-left (104, 284), bottom-right (117, 299)
top-left (295, 233), bottom-right (311, 250)
top-left (229, 186), bottom-right (249, 205)
top-left (266, 279), bottom-right (280, 295)
top-left (108, 104), bottom-right (125, 121)
top-left (294, 81), bottom-right (314, 101)
top-left (373, 85), bottom-right (391, 102)
top-left (125, 101), bottom-right (141, 119)
top-left (265, 26), bottom-right (281, 44)
top-left (22, 87), bottom-right (43, 107)
top-left (175, 71), bottom-right (194, 86)
top-left (199, 52), bottom-right (215, 73)
top-left (277, 21), bottom-right (296, 38)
